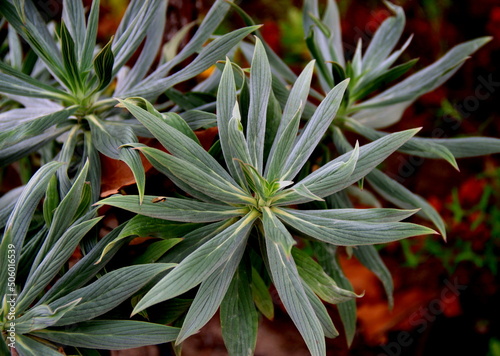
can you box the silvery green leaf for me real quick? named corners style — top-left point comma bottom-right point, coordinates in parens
top-left (247, 37), bottom-right (272, 172)
top-left (161, 21), bottom-right (196, 64)
top-left (362, 2), bottom-right (405, 72)
top-left (132, 145), bottom-right (254, 205)
top-left (0, 185), bottom-right (24, 229)
top-left (345, 118), bottom-right (458, 169)
top-left (274, 208), bottom-right (436, 246)
top-left (129, 26), bottom-right (260, 98)
top-left (0, 128), bottom-right (67, 167)
top-left (322, 0), bottom-right (344, 67)
top-left (176, 240), bottom-right (246, 344)
top-left (180, 110), bottom-right (218, 130)
top-left (3, 161), bottom-right (63, 253)
top-left (354, 245), bottom-right (394, 308)
top-left (34, 160), bottom-right (91, 264)
top-left (314, 242), bottom-right (356, 346)
top-left (280, 79), bottom-right (349, 181)
top-left (367, 168), bottom-right (447, 238)
top-left (220, 265), bottom-right (259, 356)
top-left (17, 217), bottom-right (102, 313)
top-left (0, 107), bottom-right (76, 149)
top-left (305, 27), bottom-right (334, 92)
top-left (152, 0), bottom-right (234, 77)
top-left (118, 98), bottom-right (238, 184)
top-left (0, 0), bottom-right (66, 83)
top-left (302, 281), bottom-right (338, 338)
top-left (351, 99), bottom-right (413, 129)
top-left (112, 0), bottom-right (163, 75)
top-left (294, 207), bottom-right (418, 222)
top-left (217, 59), bottom-right (246, 180)
top-left (95, 214), bottom-right (200, 264)
top-left (114, 0), bottom-right (166, 93)
top-left (49, 264), bottom-right (175, 326)
top-left (62, 0), bottom-right (86, 59)
top-left (266, 61), bottom-right (316, 180)
top-left (292, 247), bottom-right (359, 304)
top-left (14, 334), bottom-right (62, 356)
top-left (32, 320), bottom-right (179, 350)
top-left (16, 299), bottom-right (81, 334)
top-left (0, 72), bottom-right (68, 100)
top-left (353, 37), bottom-right (491, 110)
top-left (97, 194), bottom-right (246, 223)
top-left (7, 24), bottom-right (23, 69)
top-left (411, 137), bottom-right (500, 158)
top-left (81, 0), bottom-right (100, 72)
top-left (38, 223), bottom-right (128, 304)
top-left (132, 212), bottom-right (258, 314)
top-left (308, 128), bottom-right (418, 196)
top-left (262, 207), bottom-right (325, 356)
top-left (273, 141), bottom-right (358, 205)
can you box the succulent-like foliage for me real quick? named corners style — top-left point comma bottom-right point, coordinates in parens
top-left (0, 0), bottom-right (255, 204)
top-left (0, 161), bottom-right (181, 354)
top-left (99, 40), bottom-right (436, 355)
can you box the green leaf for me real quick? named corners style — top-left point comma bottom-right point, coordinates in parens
top-left (286, 207), bottom-right (418, 222)
top-left (34, 160), bottom-right (91, 263)
top-left (118, 98), bottom-right (238, 185)
top-left (250, 267), bottom-right (274, 320)
top-left (48, 263), bottom-right (175, 326)
top-left (362, 2), bottom-right (405, 71)
top-left (220, 264), bottom-right (259, 356)
top-left (280, 79), bottom-right (349, 181)
top-left (314, 242), bottom-right (357, 346)
top-left (62, 0), bottom-right (86, 58)
top-left (81, 0), bottom-right (100, 72)
top-left (132, 211), bottom-right (258, 314)
top-left (367, 168), bottom-right (447, 238)
top-left (273, 141), bottom-right (359, 205)
top-left (0, 107), bottom-right (76, 150)
top-left (16, 299), bottom-right (81, 334)
top-left (345, 118), bottom-right (458, 169)
top-left (38, 223), bottom-right (128, 304)
top-left (411, 136), bottom-right (500, 158)
top-left (93, 37), bottom-right (115, 91)
top-left (292, 247), bottom-right (360, 304)
top-left (87, 116), bottom-right (145, 203)
top-left (42, 175), bottom-right (59, 226)
top-left (334, 128), bottom-right (447, 238)
top-left (274, 208), bottom-right (436, 246)
top-left (302, 280), bottom-right (339, 338)
top-left (247, 37), bottom-right (272, 172)
top-left (354, 245), bottom-right (394, 308)
top-left (3, 161), bottom-right (63, 253)
top-left (265, 61), bottom-right (316, 180)
top-left (14, 334), bottom-right (62, 356)
top-left (131, 145), bottom-right (254, 205)
top-left (262, 207), bottom-right (325, 356)
top-left (129, 26), bottom-right (260, 98)
top-left (352, 59), bottom-right (418, 102)
top-left (16, 217), bottom-right (102, 313)
top-left (176, 239), bottom-right (246, 344)
top-left (60, 22), bottom-right (82, 92)
top-left (0, 185), bottom-right (24, 229)
top-left (33, 320), bottom-right (179, 350)
top-left (97, 214), bottom-right (199, 263)
top-left (133, 239), bottom-right (183, 265)
top-left (353, 37), bottom-right (492, 110)
top-left (97, 194), bottom-right (245, 223)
